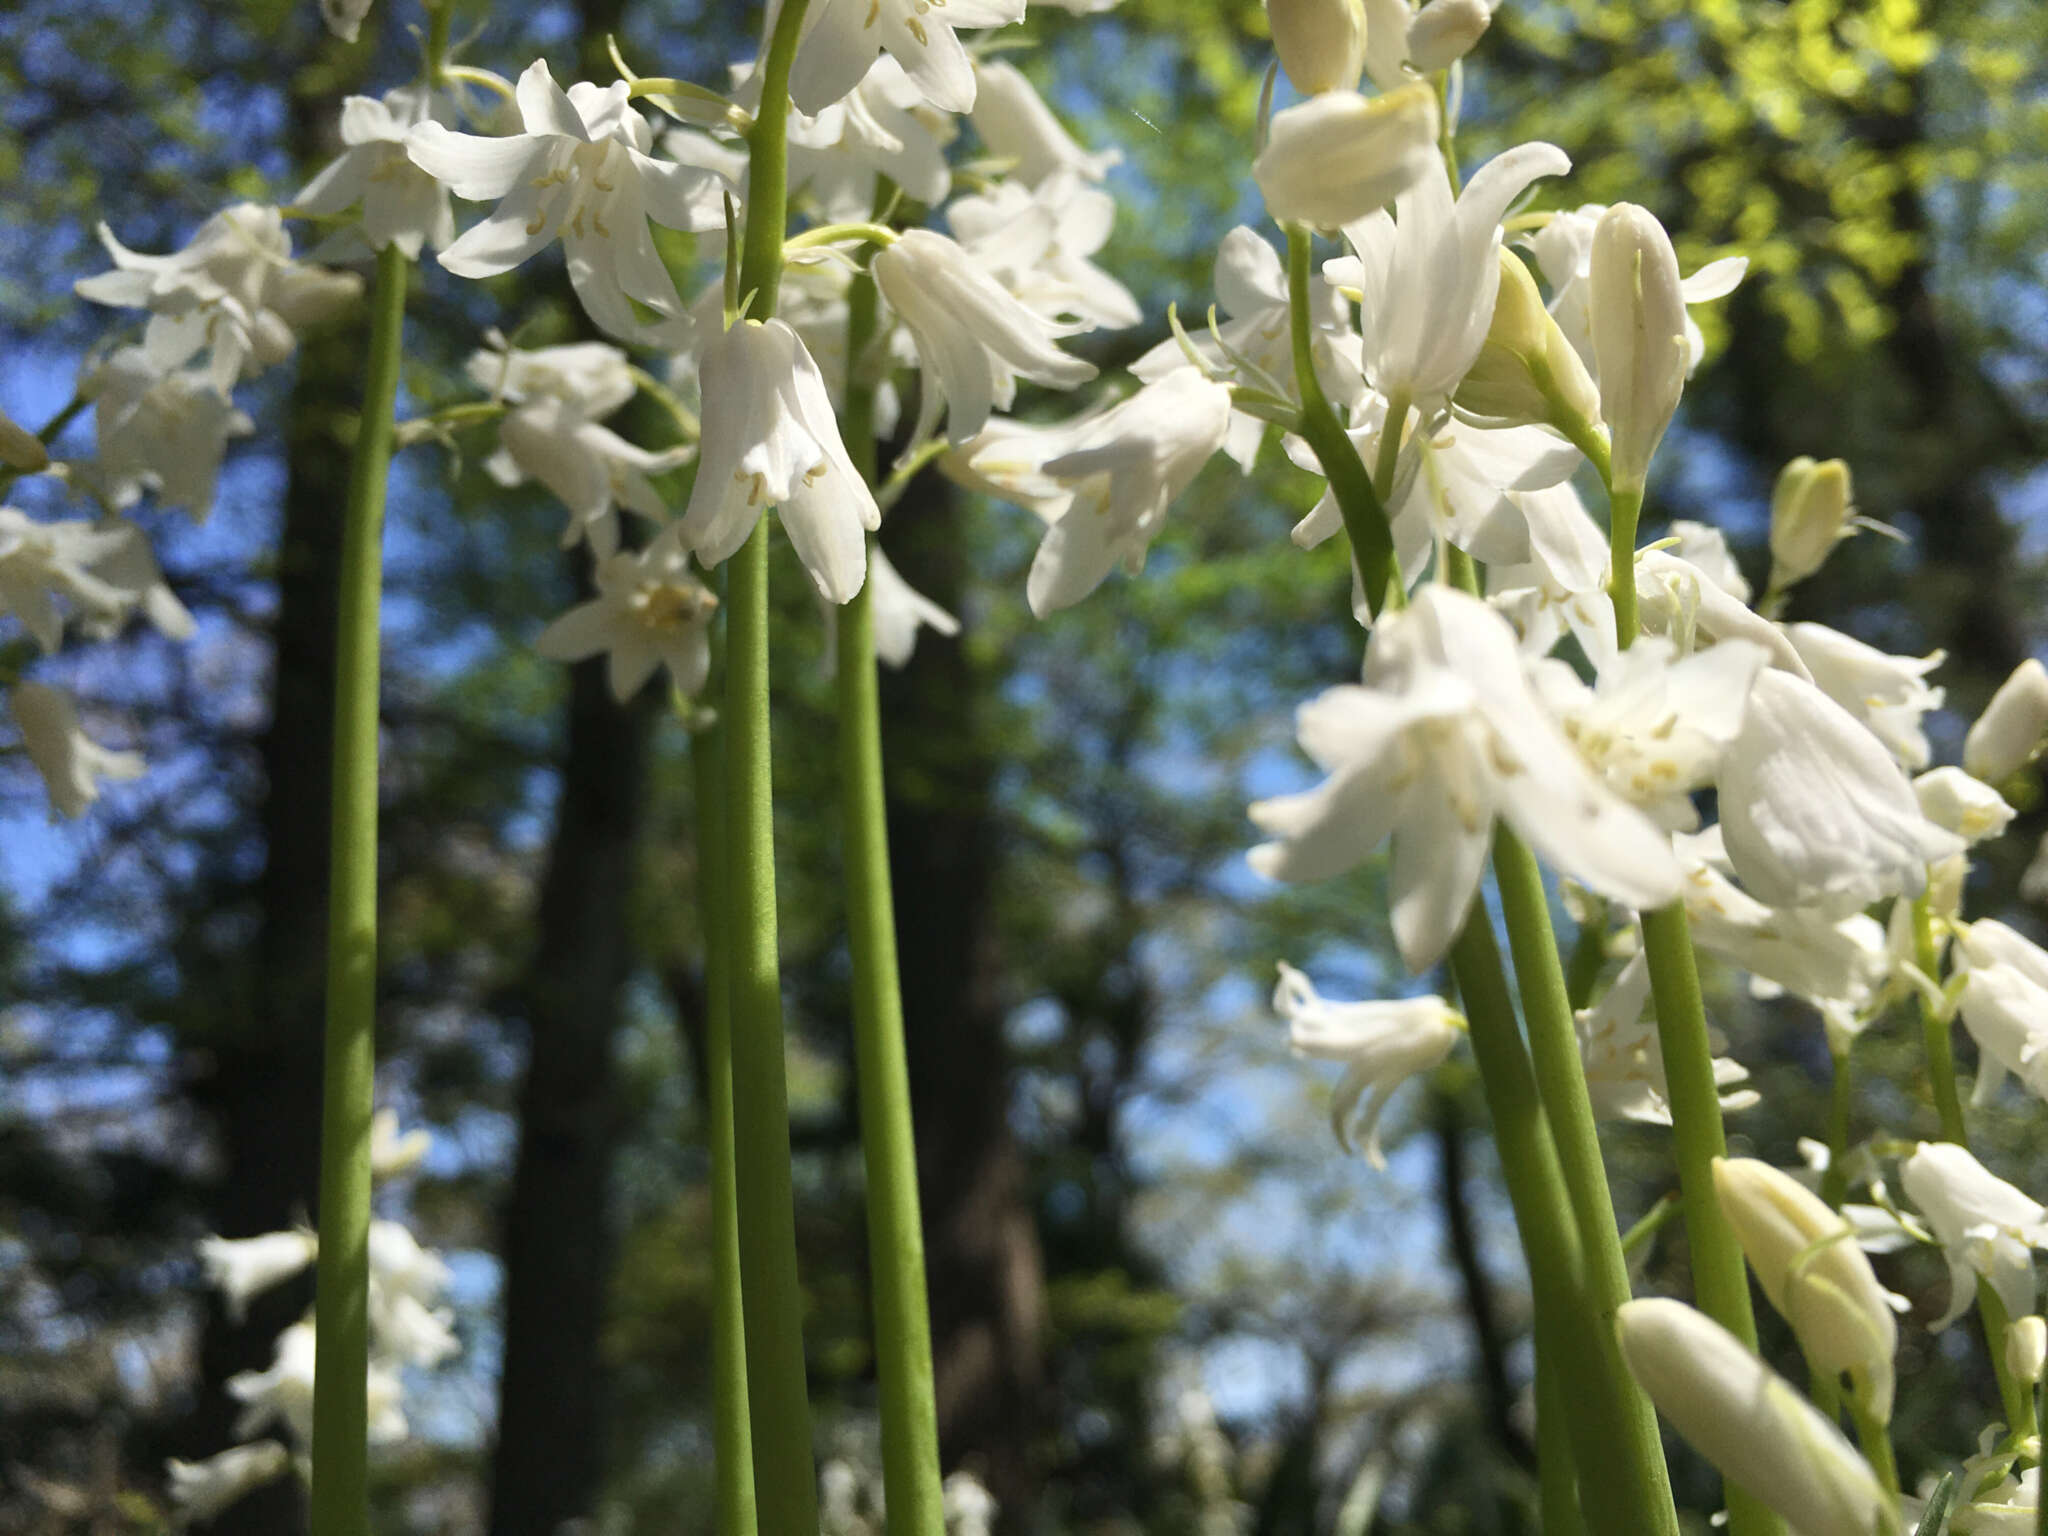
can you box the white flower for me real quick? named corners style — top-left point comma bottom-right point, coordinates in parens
top-left (369, 1108), bottom-right (432, 1179)
top-left (321, 0), bottom-right (373, 42)
top-left (1714, 1156), bottom-right (1901, 1422)
top-left (1900, 1141), bottom-right (2048, 1330)
top-left (1132, 224), bottom-right (1362, 469)
top-left (873, 228), bottom-right (1098, 447)
top-left (787, 55), bottom-right (954, 219)
top-left (197, 1230), bottom-right (319, 1322)
top-left (790, 0), bottom-right (1027, 116)
top-left (1955, 920), bottom-right (2048, 1107)
top-left (1248, 586), bottom-right (1682, 971)
top-left (1617, 1298), bottom-right (1897, 1536)
top-left (1915, 767), bottom-right (2015, 845)
top-left (1589, 203), bottom-right (1688, 495)
top-left (373, 1289), bottom-right (460, 1369)
top-left (943, 1471), bottom-right (1000, 1536)
top-left (1634, 547), bottom-right (1810, 678)
top-left (85, 347), bottom-right (254, 521)
top-left (969, 60), bottom-right (1120, 186)
top-left (869, 546), bottom-right (960, 668)
top-left (165, 1441), bottom-right (292, 1526)
top-left (1716, 668), bottom-right (1960, 916)
top-left (407, 62), bottom-right (725, 345)
top-left (1266, 0), bottom-right (1370, 96)
top-left (227, 1320), bottom-right (408, 1446)
top-left (1273, 962), bottom-right (1460, 1167)
top-left (1785, 623), bottom-right (1944, 771)
top-left (295, 88), bottom-right (458, 258)
top-left (84, 519), bottom-right (195, 643)
top-left (2011, 1316), bottom-right (2048, 1386)
top-left (1576, 949), bottom-right (1756, 1124)
top-left (0, 508), bottom-right (136, 652)
top-left (534, 533), bottom-right (719, 701)
top-left (1533, 637), bottom-right (1764, 830)
top-left (1768, 456), bottom-right (1856, 592)
top-left (1326, 141), bottom-right (1570, 409)
top-left (10, 682), bottom-right (144, 821)
top-left (1251, 84), bottom-right (1441, 230)
top-left (1405, 0), bottom-right (1494, 73)
top-left (947, 172), bottom-right (1140, 335)
top-left (1024, 370), bottom-right (1234, 616)
top-left (1953, 1467), bottom-right (2039, 1535)
top-left (369, 1217), bottom-right (452, 1305)
top-left (679, 319), bottom-right (879, 602)
top-left (75, 204), bottom-right (361, 390)
top-left (1966, 658), bottom-right (2048, 784)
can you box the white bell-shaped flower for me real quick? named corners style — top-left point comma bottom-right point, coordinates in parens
top-left (10, 682), bottom-right (144, 821)
top-left (790, 0), bottom-right (1027, 116)
top-left (227, 1320), bottom-right (408, 1446)
top-left (873, 228), bottom-right (1099, 447)
top-left (1715, 668), bottom-right (1961, 916)
top-left (1955, 919), bottom-right (2048, 1107)
top-left (869, 546), bottom-right (960, 669)
top-left (1617, 1298), bottom-right (1897, 1536)
top-left (1915, 767), bottom-right (2015, 846)
top-left (85, 347), bottom-right (254, 522)
top-left (165, 1442), bottom-right (292, 1526)
top-left (1266, 0), bottom-right (1370, 96)
top-left (679, 318), bottom-right (880, 603)
top-left (197, 1230), bottom-right (319, 1322)
top-left (295, 87), bottom-right (458, 259)
top-left (1966, 658), bottom-right (2048, 784)
top-left (1251, 84), bottom-right (1440, 230)
top-left (1328, 140), bottom-right (1570, 408)
top-left (1273, 962), bottom-right (1461, 1168)
top-left (1785, 622), bottom-right (1944, 772)
top-left (969, 60), bottom-right (1120, 186)
top-left (1575, 948), bottom-right (1756, 1124)
top-left (534, 532), bottom-right (719, 701)
top-left (1901, 1141), bottom-right (2048, 1330)
top-left (0, 508), bottom-right (137, 653)
top-left (786, 55), bottom-right (954, 219)
top-left (407, 61), bottom-right (725, 346)
top-left (947, 172), bottom-right (1141, 336)
top-left (1249, 585), bottom-right (1682, 971)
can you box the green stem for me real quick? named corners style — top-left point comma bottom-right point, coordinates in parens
top-left (1979, 1277), bottom-right (2036, 1441)
top-left (838, 225), bottom-right (945, 1535)
top-left (1535, 1337), bottom-right (1588, 1536)
top-left (1565, 912), bottom-right (1607, 1013)
top-left (1608, 482), bottom-right (1642, 644)
top-left (690, 695), bottom-right (758, 1536)
top-left (1822, 1046), bottom-right (1852, 1211)
top-left (1619, 1193), bottom-right (1680, 1259)
top-left (1489, 826), bottom-right (1679, 1532)
top-left (718, 7), bottom-right (820, 1530)
top-left (1447, 912), bottom-right (1677, 1536)
top-left (1914, 894), bottom-right (1968, 1145)
top-left (1282, 223), bottom-right (1400, 618)
top-left (308, 242), bottom-right (406, 1536)
top-left (1638, 903), bottom-right (1784, 1536)
top-left (1846, 1392), bottom-right (1900, 1502)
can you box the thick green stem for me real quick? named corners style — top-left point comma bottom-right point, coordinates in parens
top-left (690, 697), bottom-right (758, 1536)
top-left (1846, 1393), bottom-right (1900, 1502)
top-left (1490, 826), bottom-right (1678, 1531)
top-left (718, 6), bottom-right (821, 1529)
top-left (1608, 482), bottom-right (1642, 644)
top-left (308, 243), bottom-right (406, 1536)
top-left (1822, 1046), bottom-right (1853, 1211)
top-left (837, 228), bottom-right (945, 1535)
top-left (1283, 223), bottom-right (1400, 617)
top-left (1978, 1275), bottom-right (2036, 1441)
top-left (1448, 913), bottom-right (1678, 1536)
top-left (1535, 1340), bottom-right (1588, 1536)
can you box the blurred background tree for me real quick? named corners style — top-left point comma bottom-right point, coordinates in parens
top-left (1, 0), bottom-right (2046, 1531)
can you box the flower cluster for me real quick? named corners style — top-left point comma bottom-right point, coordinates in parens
top-left (166, 1111), bottom-right (457, 1525)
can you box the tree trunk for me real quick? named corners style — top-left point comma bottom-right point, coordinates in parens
top-left (487, 650), bottom-right (657, 1536)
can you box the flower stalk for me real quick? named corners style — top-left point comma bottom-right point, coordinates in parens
top-left (723, 3), bottom-right (821, 1529)
top-left (308, 242), bottom-right (407, 1536)
top-left (837, 229), bottom-right (947, 1529)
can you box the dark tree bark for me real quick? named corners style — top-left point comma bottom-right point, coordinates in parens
top-left (881, 478), bottom-right (1049, 1513)
top-left (487, 652), bottom-right (658, 1536)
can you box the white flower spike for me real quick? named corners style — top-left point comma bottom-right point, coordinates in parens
top-left (679, 318), bottom-right (880, 603)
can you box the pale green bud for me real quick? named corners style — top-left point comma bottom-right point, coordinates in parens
top-left (1455, 248), bottom-right (1602, 433)
top-left (1713, 1156), bottom-right (1899, 1422)
top-left (1265, 0), bottom-right (1370, 97)
top-left (1618, 1298), bottom-right (1899, 1536)
top-left (1768, 456), bottom-right (1854, 591)
top-left (1589, 203), bottom-right (1688, 495)
top-left (2007, 1315), bottom-right (2047, 1386)
top-left (1965, 658), bottom-right (2048, 784)
top-left (0, 408), bottom-right (46, 474)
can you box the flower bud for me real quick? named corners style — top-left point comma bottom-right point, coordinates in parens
top-left (1589, 203), bottom-right (1688, 495)
top-left (1617, 1298), bottom-right (1897, 1536)
top-left (1768, 456), bottom-right (1855, 591)
top-left (2008, 1315), bottom-right (2047, 1386)
top-left (1252, 84), bottom-right (1440, 230)
top-left (1965, 658), bottom-right (2048, 784)
top-left (0, 408), bottom-right (46, 474)
top-left (1406, 0), bottom-right (1492, 74)
top-left (1914, 767), bottom-right (2015, 846)
top-left (1266, 0), bottom-right (1370, 97)
top-left (1455, 247), bottom-right (1602, 431)
top-left (1713, 1157), bottom-right (1899, 1421)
